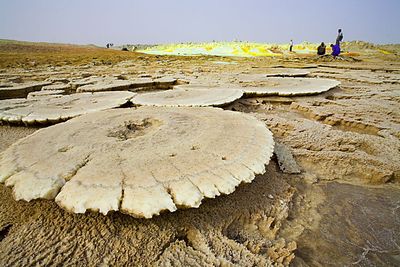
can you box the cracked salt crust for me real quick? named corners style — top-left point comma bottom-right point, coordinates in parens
top-left (0, 91), bottom-right (135, 125)
top-left (0, 106), bottom-right (274, 218)
top-left (131, 88), bottom-right (244, 107)
top-left (241, 77), bottom-right (340, 96)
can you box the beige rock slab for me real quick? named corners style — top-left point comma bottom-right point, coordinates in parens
top-left (27, 90), bottom-right (65, 99)
top-left (0, 107), bottom-right (274, 218)
top-left (173, 84), bottom-right (222, 90)
top-left (235, 70), bottom-right (310, 85)
top-left (70, 76), bottom-right (102, 90)
top-left (242, 77), bottom-right (341, 96)
top-left (42, 83), bottom-right (73, 92)
top-left (0, 91), bottom-right (135, 125)
top-left (0, 82), bottom-right (52, 99)
top-left (131, 88), bottom-right (243, 107)
top-left (154, 77), bottom-right (177, 86)
top-left (75, 77), bottom-right (178, 93)
top-left (46, 77), bottom-right (70, 84)
top-left (77, 80), bottom-right (134, 92)
top-left (173, 84), bottom-right (244, 91)
top-left (129, 78), bottom-right (155, 88)
top-left (264, 68), bottom-right (311, 77)
top-left (0, 83), bottom-right (14, 88)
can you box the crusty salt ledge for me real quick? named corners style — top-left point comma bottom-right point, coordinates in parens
top-left (27, 90), bottom-right (65, 99)
top-left (173, 84), bottom-right (234, 90)
top-left (75, 77), bottom-right (178, 93)
top-left (237, 71), bottom-right (310, 84)
top-left (174, 77), bottom-right (340, 96)
top-left (0, 91), bottom-right (134, 125)
top-left (0, 81), bottom-right (52, 99)
top-left (131, 88), bottom-right (243, 107)
top-left (0, 107), bottom-right (274, 218)
top-left (241, 77), bottom-right (340, 96)
top-left (41, 83), bottom-right (73, 93)
top-left (264, 68), bottom-right (311, 77)
top-left (76, 79), bottom-right (134, 92)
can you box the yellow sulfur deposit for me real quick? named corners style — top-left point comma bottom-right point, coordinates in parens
top-left (138, 42), bottom-right (319, 57)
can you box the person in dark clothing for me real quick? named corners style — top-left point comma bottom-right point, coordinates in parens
top-left (336, 29), bottom-right (343, 45)
top-left (289, 39), bottom-right (293, 52)
top-left (317, 42), bottom-right (326, 55)
top-left (331, 43), bottom-right (340, 57)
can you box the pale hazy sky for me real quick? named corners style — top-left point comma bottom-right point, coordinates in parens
top-left (1, 0), bottom-right (399, 45)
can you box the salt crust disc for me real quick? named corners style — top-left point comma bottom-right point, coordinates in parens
top-left (131, 88), bottom-right (243, 107)
top-left (175, 78), bottom-right (340, 96)
top-left (240, 77), bottom-right (341, 96)
top-left (0, 107), bottom-right (274, 218)
top-left (0, 91), bottom-right (135, 124)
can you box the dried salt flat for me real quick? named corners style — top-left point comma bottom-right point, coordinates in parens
top-left (237, 70), bottom-right (309, 84)
top-left (6, 76), bottom-right (23, 83)
top-left (76, 77), bottom-right (178, 93)
top-left (0, 91), bottom-right (134, 124)
top-left (153, 77), bottom-right (178, 88)
top-left (0, 107), bottom-right (274, 218)
top-left (241, 77), bottom-right (340, 96)
top-left (311, 68), bottom-right (400, 84)
top-left (77, 79), bottom-right (134, 92)
top-left (27, 90), bottom-right (65, 99)
top-left (174, 77), bottom-right (340, 96)
top-left (0, 81), bottom-right (51, 99)
top-left (264, 68), bottom-right (311, 77)
top-left (70, 76), bottom-right (102, 90)
top-left (46, 77), bottom-right (70, 84)
top-left (128, 78), bottom-right (154, 88)
top-left (131, 88), bottom-right (243, 107)
top-left (128, 77), bottom-right (178, 92)
top-left (270, 64), bottom-right (318, 69)
top-left (212, 61), bottom-right (238, 65)
top-left (173, 84), bottom-right (242, 90)
top-left (42, 83), bottom-right (73, 93)
top-left (0, 83), bottom-right (13, 88)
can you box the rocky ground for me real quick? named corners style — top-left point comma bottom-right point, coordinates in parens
top-left (0, 40), bottom-right (399, 266)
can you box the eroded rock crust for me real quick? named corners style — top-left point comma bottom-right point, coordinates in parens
top-left (0, 107), bottom-right (274, 218)
top-left (0, 91), bottom-right (135, 125)
top-left (241, 77), bottom-right (341, 96)
top-left (131, 88), bottom-right (244, 107)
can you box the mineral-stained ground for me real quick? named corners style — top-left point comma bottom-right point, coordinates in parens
top-left (0, 40), bottom-right (399, 266)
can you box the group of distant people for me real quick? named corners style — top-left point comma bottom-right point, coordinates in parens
top-left (316, 29), bottom-right (343, 57)
top-left (290, 29), bottom-right (344, 58)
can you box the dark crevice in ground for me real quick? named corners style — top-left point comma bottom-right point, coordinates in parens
top-left (0, 224), bottom-right (12, 242)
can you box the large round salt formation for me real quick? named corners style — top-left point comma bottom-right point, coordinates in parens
top-left (0, 92), bottom-right (135, 125)
top-left (131, 88), bottom-right (243, 107)
top-left (242, 77), bottom-right (340, 96)
top-left (0, 107), bottom-right (274, 218)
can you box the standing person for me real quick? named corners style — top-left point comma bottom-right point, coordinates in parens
top-left (317, 42), bottom-right (326, 55)
top-left (336, 29), bottom-right (343, 46)
top-left (331, 43), bottom-right (340, 57)
top-left (289, 39), bottom-right (294, 52)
